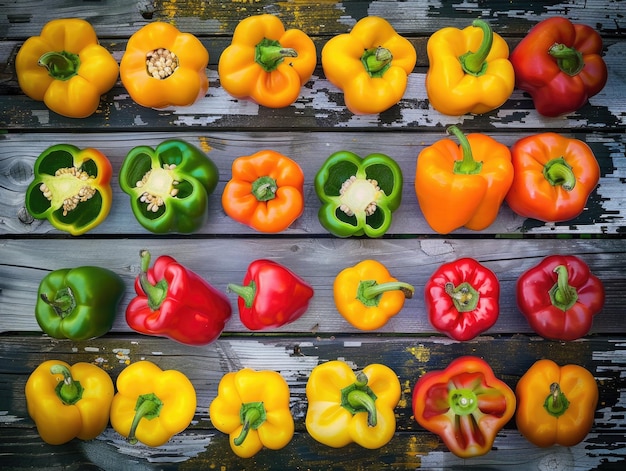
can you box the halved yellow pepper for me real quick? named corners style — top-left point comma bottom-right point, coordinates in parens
top-left (305, 360), bottom-right (400, 449)
top-left (321, 16), bottom-right (417, 114)
top-left (15, 18), bottom-right (119, 118)
top-left (25, 360), bottom-right (114, 445)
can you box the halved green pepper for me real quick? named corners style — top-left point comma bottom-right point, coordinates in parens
top-left (119, 139), bottom-right (219, 234)
top-left (36, 266), bottom-right (125, 340)
top-left (314, 151), bottom-right (403, 237)
top-left (24, 144), bottom-right (114, 236)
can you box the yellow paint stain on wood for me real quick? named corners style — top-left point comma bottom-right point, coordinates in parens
top-left (407, 344), bottom-right (430, 363)
top-left (198, 136), bottom-right (213, 154)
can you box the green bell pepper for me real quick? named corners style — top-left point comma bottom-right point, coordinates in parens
top-left (36, 266), bottom-right (125, 340)
top-left (119, 139), bottom-right (219, 234)
top-left (314, 151), bottom-right (403, 237)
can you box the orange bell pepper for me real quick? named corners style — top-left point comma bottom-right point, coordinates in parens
top-left (415, 125), bottom-right (513, 234)
top-left (321, 16), bottom-right (417, 114)
top-left (516, 359), bottom-right (598, 447)
top-left (218, 14), bottom-right (316, 108)
top-left (505, 133), bottom-right (600, 222)
top-left (15, 18), bottom-right (119, 118)
top-left (222, 150), bottom-right (305, 233)
top-left (120, 22), bottom-right (209, 108)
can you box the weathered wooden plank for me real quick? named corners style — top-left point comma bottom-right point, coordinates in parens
top-left (1, 131), bottom-right (624, 236)
top-left (1, 238), bottom-right (624, 335)
top-left (0, 335), bottom-right (624, 469)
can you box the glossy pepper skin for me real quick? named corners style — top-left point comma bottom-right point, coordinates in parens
top-left (426, 19), bottom-right (514, 116)
top-left (119, 139), bottom-right (219, 234)
top-left (218, 14), bottom-right (316, 108)
top-left (15, 18), bottom-right (119, 118)
top-left (228, 259), bottom-right (314, 330)
top-left (505, 133), bottom-right (600, 223)
top-left (305, 360), bottom-right (400, 449)
top-left (415, 125), bottom-right (513, 234)
top-left (412, 356), bottom-right (516, 458)
top-left (209, 368), bottom-right (294, 458)
top-left (510, 17), bottom-right (608, 117)
top-left (321, 16), bottom-right (417, 114)
top-left (126, 250), bottom-right (232, 346)
top-left (120, 22), bottom-right (208, 108)
top-left (25, 360), bottom-right (114, 445)
top-left (315, 151), bottom-right (403, 237)
top-left (110, 360), bottom-right (196, 447)
top-left (516, 255), bottom-right (605, 341)
top-left (424, 258), bottom-right (500, 341)
top-left (222, 150), bottom-right (304, 233)
top-left (333, 259), bottom-right (414, 331)
top-left (35, 266), bottom-right (125, 341)
top-left (516, 359), bottom-right (598, 447)
top-left (25, 144), bottom-right (114, 236)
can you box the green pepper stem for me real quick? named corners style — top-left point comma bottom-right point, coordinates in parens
top-left (127, 393), bottom-right (163, 445)
top-left (549, 43), bottom-right (584, 76)
top-left (459, 19), bottom-right (493, 76)
top-left (549, 265), bottom-right (579, 311)
top-left (255, 38), bottom-right (297, 73)
top-left (341, 372), bottom-right (378, 427)
top-left (359, 280), bottom-right (415, 305)
top-left (234, 402), bottom-right (267, 447)
top-left (544, 382), bottom-right (570, 417)
top-left (251, 176), bottom-right (278, 202)
top-left (361, 46), bottom-right (393, 78)
top-left (40, 287), bottom-right (76, 319)
top-left (543, 157), bottom-right (576, 191)
top-left (227, 281), bottom-right (256, 309)
top-left (50, 364), bottom-right (84, 405)
top-left (448, 125), bottom-right (483, 175)
top-left (449, 388), bottom-right (478, 416)
top-left (38, 51), bottom-right (80, 81)
top-left (444, 281), bottom-right (480, 313)
top-left (138, 250), bottom-right (169, 311)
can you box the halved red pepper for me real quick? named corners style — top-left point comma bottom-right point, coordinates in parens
top-left (516, 255), bottom-right (604, 341)
top-left (424, 258), bottom-right (500, 341)
top-left (227, 259), bottom-right (314, 330)
top-left (412, 356), bottom-right (516, 458)
top-left (126, 250), bottom-right (232, 345)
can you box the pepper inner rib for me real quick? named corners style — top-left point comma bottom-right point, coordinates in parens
top-left (135, 163), bottom-right (179, 212)
top-left (146, 48), bottom-right (179, 79)
top-left (338, 176), bottom-right (382, 216)
top-left (39, 167), bottom-right (96, 216)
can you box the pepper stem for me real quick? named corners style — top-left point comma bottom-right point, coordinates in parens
top-left (358, 279), bottom-right (415, 307)
top-left (449, 387), bottom-right (478, 416)
top-left (549, 265), bottom-right (579, 311)
top-left (234, 401), bottom-right (267, 447)
top-left (341, 372), bottom-right (378, 427)
top-left (227, 281), bottom-right (257, 309)
top-left (127, 393), bottom-right (163, 445)
top-left (459, 19), bottom-right (493, 76)
top-left (50, 364), bottom-right (84, 405)
top-left (448, 125), bottom-right (483, 175)
top-left (543, 157), bottom-right (576, 191)
top-left (544, 382), bottom-right (570, 417)
top-left (38, 51), bottom-right (80, 80)
top-left (251, 176), bottom-right (278, 202)
top-left (138, 250), bottom-right (169, 311)
top-left (255, 38), bottom-right (298, 73)
top-left (444, 281), bottom-right (480, 313)
top-left (549, 43), bottom-right (584, 76)
top-left (361, 46), bottom-right (393, 78)
top-left (40, 287), bottom-right (76, 319)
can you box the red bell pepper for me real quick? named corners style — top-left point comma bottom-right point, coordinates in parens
top-left (516, 254), bottom-right (604, 341)
top-left (126, 250), bottom-right (232, 345)
top-left (424, 258), bottom-right (500, 341)
top-left (412, 356), bottom-right (516, 458)
top-left (227, 259), bottom-right (314, 330)
top-left (510, 16), bottom-right (608, 117)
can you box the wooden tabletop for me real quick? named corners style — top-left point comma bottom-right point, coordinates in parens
top-left (1, 1), bottom-right (625, 469)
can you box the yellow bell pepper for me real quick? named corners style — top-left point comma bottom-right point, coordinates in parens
top-left (25, 360), bottom-right (114, 445)
top-left (120, 22), bottom-right (209, 109)
top-left (218, 14), bottom-right (317, 108)
top-left (333, 259), bottom-right (414, 330)
top-left (305, 360), bottom-right (400, 449)
top-left (110, 360), bottom-right (197, 447)
top-left (426, 19), bottom-right (514, 116)
top-left (321, 16), bottom-right (417, 115)
top-left (15, 18), bottom-right (119, 118)
top-left (209, 368), bottom-right (294, 458)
